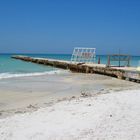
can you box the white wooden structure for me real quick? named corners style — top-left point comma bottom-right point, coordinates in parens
top-left (71, 47), bottom-right (96, 63)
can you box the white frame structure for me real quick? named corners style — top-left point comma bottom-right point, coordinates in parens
top-left (71, 47), bottom-right (96, 63)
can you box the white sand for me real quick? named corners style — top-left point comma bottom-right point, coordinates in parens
top-left (0, 90), bottom-right (140, 140)
top-left (0, 73), bottom-right (138, 113)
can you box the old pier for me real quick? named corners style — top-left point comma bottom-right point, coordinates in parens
top-left (12, 55), bottom-right (140, 83)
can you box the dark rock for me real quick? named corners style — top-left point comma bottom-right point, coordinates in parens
top-left (81, 92), bottom-right (91, 97)
top-left (15, 111), bottom-right (23, 114)
top-left (27, 104), bottom-right (36, 109)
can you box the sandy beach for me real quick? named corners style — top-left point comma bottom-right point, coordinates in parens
top-left (0, 71), bottom-right (139, 118)
top-left (0, 89), bottom-right (140, 140)
top-left (0, 71), bottom-right (140, 139)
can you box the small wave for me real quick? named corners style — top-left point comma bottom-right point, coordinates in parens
top-left (0, 70), bottom-right (67, 80)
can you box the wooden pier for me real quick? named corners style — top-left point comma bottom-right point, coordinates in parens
top-left (12, 55), bottom-right (140, 83)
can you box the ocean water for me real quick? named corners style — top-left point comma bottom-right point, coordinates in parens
top-left (0, 54), bottom-right (140, 79)
top-left (0, 54), bottom-right (61, 79)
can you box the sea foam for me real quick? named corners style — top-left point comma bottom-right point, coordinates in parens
top-left (0, 70), bottom-right (66, 80)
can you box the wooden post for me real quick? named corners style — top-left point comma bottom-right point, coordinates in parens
top-left (98, 57), bottom-right (100, 64)
top-left (107, 55), bottom-right (110, 67)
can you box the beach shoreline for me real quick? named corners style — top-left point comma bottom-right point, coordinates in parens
top-left (0, 71), bottom-right (140, 139)
top-left (0, 72), bottom-right (140, 118)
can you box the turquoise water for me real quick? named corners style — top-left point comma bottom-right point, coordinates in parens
top-left (0, 54), bottom-right (140, 79)
top-left (0, 54), bottom-right (55, 73)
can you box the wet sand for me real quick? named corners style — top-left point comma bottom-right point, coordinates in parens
top-left (0, 71), bottom-right (140, 118)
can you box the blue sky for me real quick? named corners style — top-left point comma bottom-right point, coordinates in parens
top-left (0, 0), bottom-right (140, 55)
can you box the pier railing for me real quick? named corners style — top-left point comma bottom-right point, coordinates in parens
top-left (107, 54), bottom-right (131, 67)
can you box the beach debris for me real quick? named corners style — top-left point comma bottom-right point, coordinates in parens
top-left (71, 96), bottom-right (76, 99)
top-left (15, 111), bottom-right (23, 114)
top-left (44, 102), bottom-right (54, 106)
top-left (68, 96), bottom-right (77, 101)
top-left (69, 96), bottom-right (76, 101)
top-left (27, 104), bottom-right (37, 109)
top-left (81, 92), bottom-right (92, 97)
top-left (100, 89), bottom-right (105, 91)
top-left (57, 97), bottom-right (68, 102)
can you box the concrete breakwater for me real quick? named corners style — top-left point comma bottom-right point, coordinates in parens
top-left (12, 55), bottom-right (140, 83)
